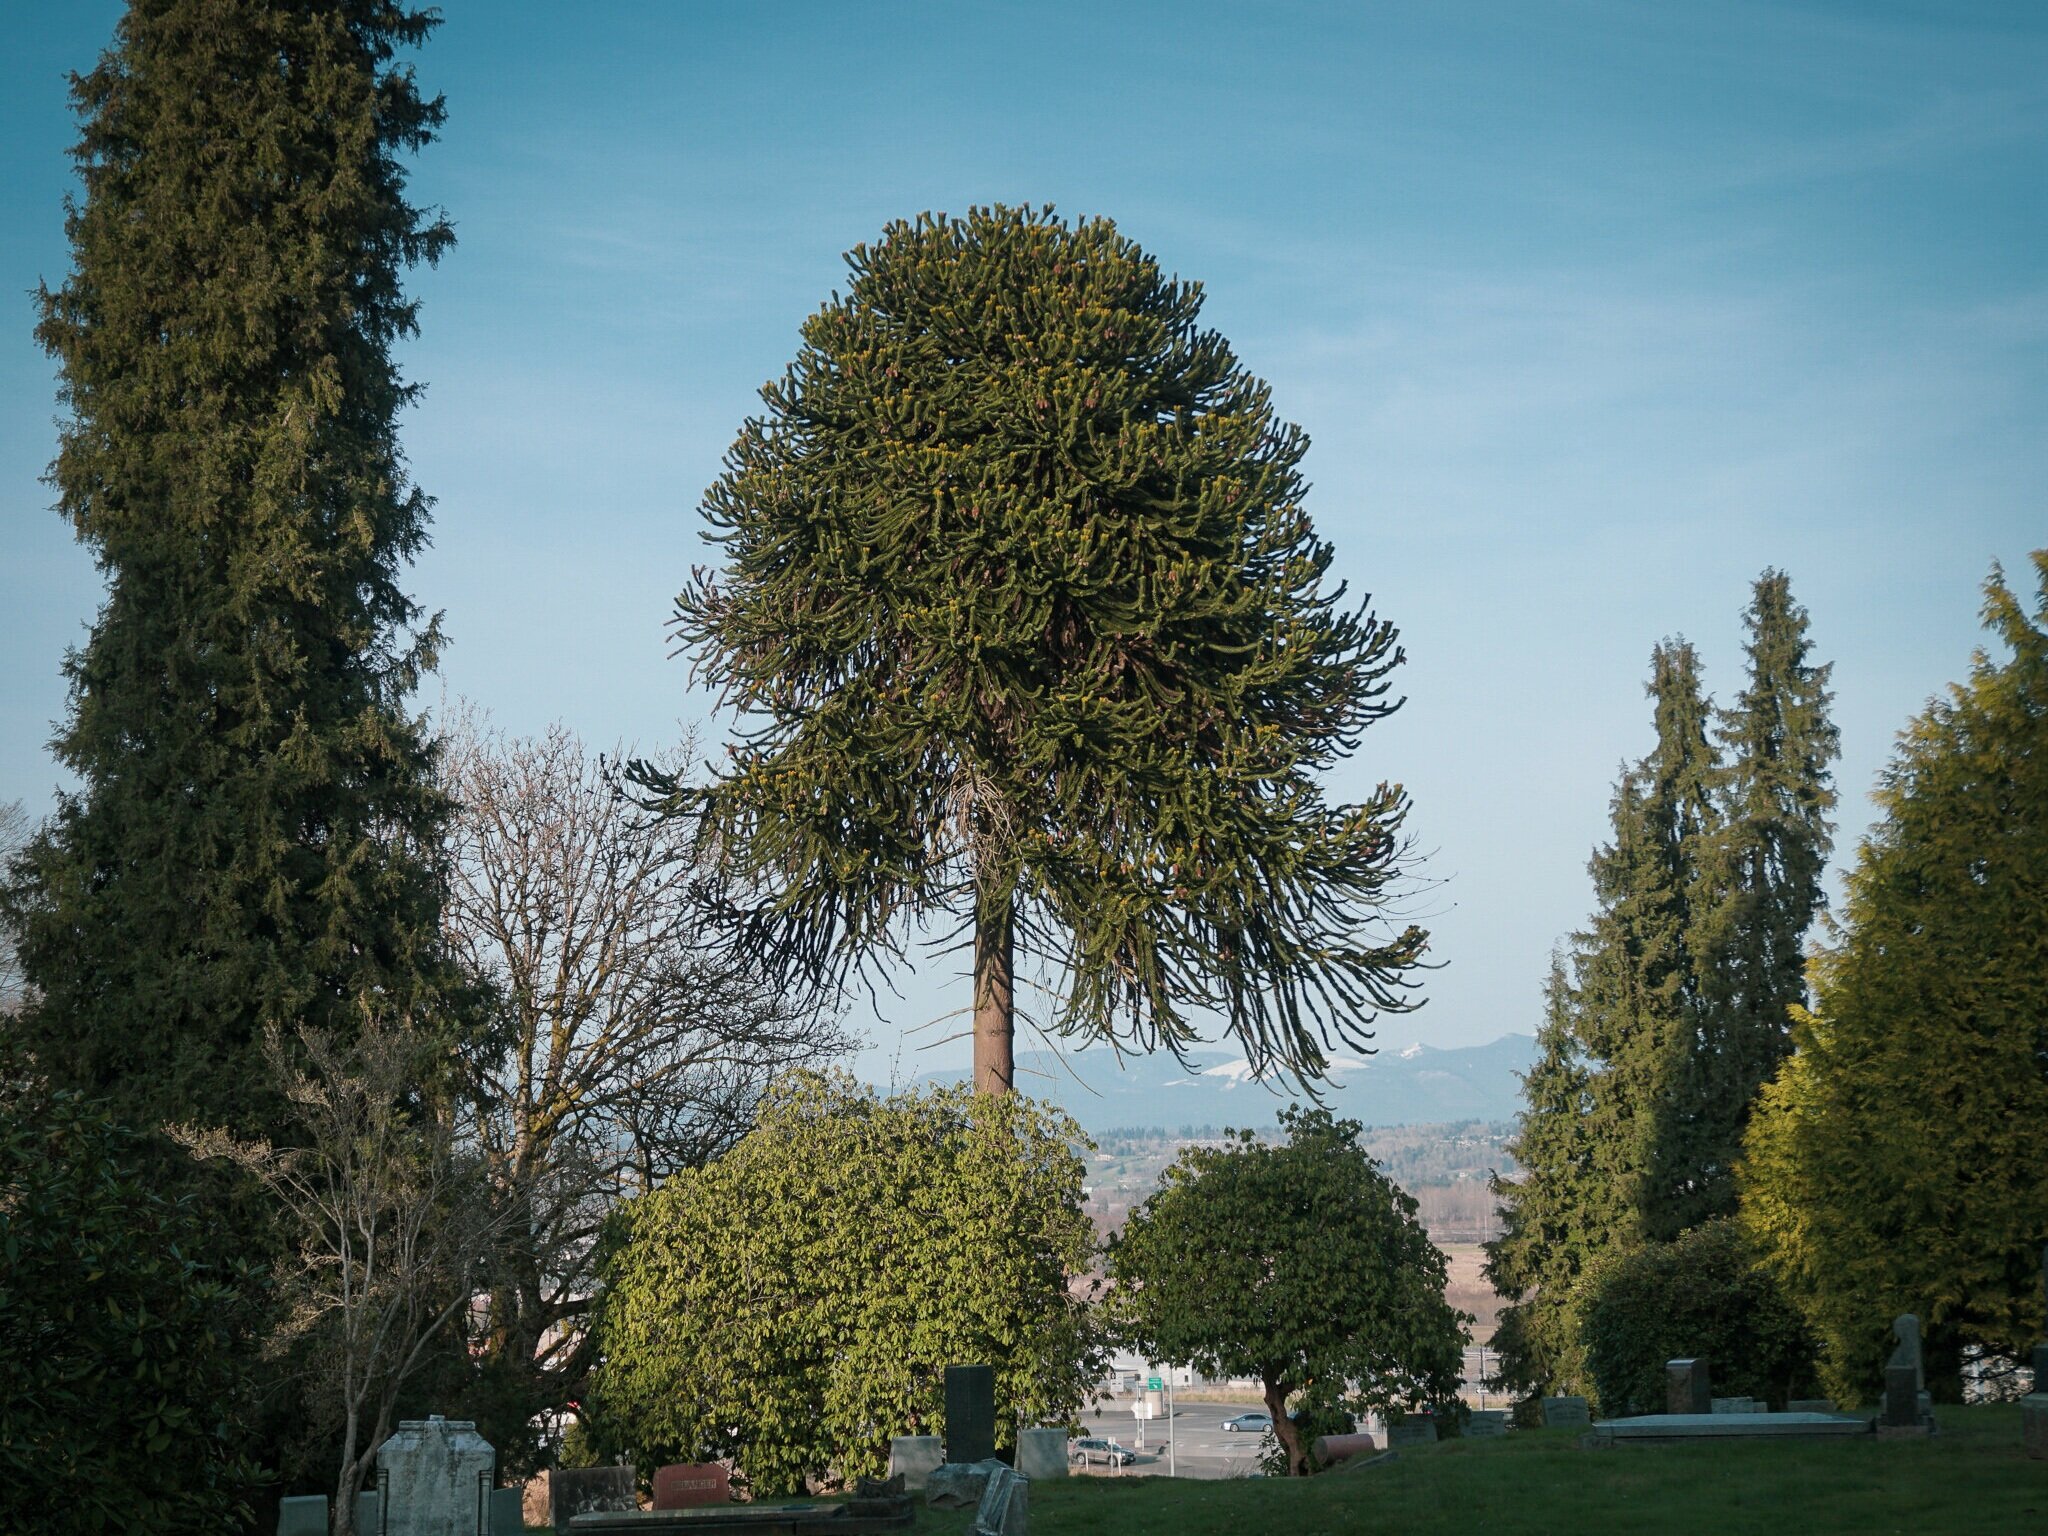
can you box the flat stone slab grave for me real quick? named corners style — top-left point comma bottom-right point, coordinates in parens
top-left (1583, 1412), bottom-right (1870, 1447)
top-left (566, 1494), bottom-right (913, 1535)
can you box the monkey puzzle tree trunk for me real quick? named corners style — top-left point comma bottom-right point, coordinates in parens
top-left (973, 892), bottom-right (1016, 1096)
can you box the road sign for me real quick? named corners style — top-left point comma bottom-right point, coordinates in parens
top-left (1146, 1376), bottom-right (1163, 1391)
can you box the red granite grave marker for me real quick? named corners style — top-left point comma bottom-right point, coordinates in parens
top-left (652, 1463), bottom-right (731, 1509)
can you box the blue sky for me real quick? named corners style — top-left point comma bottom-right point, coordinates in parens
top-left (3, 2), bottom-right (2043, 1083)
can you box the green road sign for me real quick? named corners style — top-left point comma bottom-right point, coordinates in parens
top-left (1147, 1376), bottom-right (1163, 1391)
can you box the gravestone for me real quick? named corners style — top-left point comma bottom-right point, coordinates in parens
top-left (357, 1490), bottom-right (383, 1536)
top-left (1540, 1395), bottom-right (1590, 1428)
top-left (2034, 1245), bottom-right (2048, 1394)
top-left (548, 1465), bottom-right (636, 1536)
top-left (1786, 1399), bottom-right (1835, 1415)
top-left (1014, 1428), bottom-right (1068, 1481)
top-left (378, 1418), bottom-right (495, 1536)
top-left (1666, 1359), bottom-right (1711, 1415)
top-left (1888, 1314), bottom-right (1925, 1396)
top-left (1880, 1365), bottom-right (1923, 1429)
top-left (278, 1495), bottom-right (327, 1536)
top-left (888, 1435), bottom-right (944, 1490)
top-left (486, 1487), bottom-right (522, 1536)
top-left (945, 1365), bottom-right (998, 1467)
top-left (971, 1464), bottom-right (1028, 1536)
top-left (1385, 1418), bottom-right (1437, 1446)
top-left (2022, 1394), bottom-right (2048, 1460)
top-left (928, 1459), bottom-right (1005, 1509)
top-left (1878, 1315), bottom-right (1934, 1431)
top-left (1465, 1410), bottom-right (1508, 1438)
top-left (652, 1463), bottom-right (730, 1509)
top-left (1711, 1397), bottom-right (1758, 1415)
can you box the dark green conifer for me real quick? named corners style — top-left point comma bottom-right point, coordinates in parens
top-left (1577, 639), bottom-right (1724, 1243)
top-left (1484, 956), bottom-right (1600, 1398)
top-left (5, 0), bottom-right (455, 1152)
top-left (1694, 572), bottom-right (1837, 1185)
top-left (654, 206), bottom-right (1425, 1092)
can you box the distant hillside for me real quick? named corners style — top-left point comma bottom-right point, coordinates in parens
top-left (919, 1032), bottom-right (1537, 1137)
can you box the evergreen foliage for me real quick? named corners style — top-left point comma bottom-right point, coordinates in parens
top-left (650, 205), bottom-right (1424, 1093)
top-left (1489, 574), bottom-right (1836, 1398)
top-left (1741, 553), bottom-right (2048, 1405)
top-left (0, 1085), bottom-right (266, 1536)
top-left (1105, 1106), bottom-right (1467, 1476)
top-left (1483, 959), bottom-right (1598, 1397)
top-left (1577, 639), bottom-right (1724, 1245)
top-left (4, 0), bottom-right (456, 1152)
top-left (587, 1072), bottom-right (1102, 1496)
top-left (1579, 1217), bottom-right (1818, 1417)
top-left (1695, 572), bottom-right (1837, 1219)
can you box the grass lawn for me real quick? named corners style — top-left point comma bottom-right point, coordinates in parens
top-left (913, 1405), bottom-right (2042, 1536)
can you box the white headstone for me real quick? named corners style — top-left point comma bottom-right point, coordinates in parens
top-left (1014, 1428), bottom-right (1068, 1481)
top-left (888, 1435), bottom-right (944, 1491)
top-left (376, 1416), bottom-right (496, 1536)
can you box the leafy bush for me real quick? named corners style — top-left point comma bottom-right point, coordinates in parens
top-left (1106, 1107), bottom-right (1468, 1476)
top-left (0, 1090), bottom-right (264, 1535)
top-left (587, 1072), bottom-right (1103, 1495)
top-left (1581, 1218), bottom-right (1818, 1416)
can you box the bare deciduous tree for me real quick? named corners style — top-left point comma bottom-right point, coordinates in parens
top-left (440, 713), bottom-right (850, 1452)
top-left (174, 1015), bottom-right (504, 1536)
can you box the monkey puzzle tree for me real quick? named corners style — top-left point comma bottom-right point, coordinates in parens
top-left (651, 205), bottom-right (1424, 1093)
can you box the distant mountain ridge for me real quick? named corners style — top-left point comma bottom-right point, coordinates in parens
top-left (915, 1032), bottom-right (1537, 1137)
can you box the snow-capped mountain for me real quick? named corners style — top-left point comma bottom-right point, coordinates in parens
top-left (916, 1032), bottom-right (1537, 1136)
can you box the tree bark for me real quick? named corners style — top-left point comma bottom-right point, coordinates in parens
top-left (973, 891), bottom-right (1015, 1095)
top-left (1264, 1378), bottom-right (1308, 1476)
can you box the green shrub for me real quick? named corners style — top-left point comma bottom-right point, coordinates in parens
top-left (1582, 1217), bottom-right (1818, 1416)
top-left (0, 1090), bottom-right (265, 1535)
top-left (587, 1072), bottom-right (1102, 1495)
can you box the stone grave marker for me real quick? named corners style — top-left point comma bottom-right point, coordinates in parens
top-left (379, 1418), bottom-right (495, 1536)
top-left (652, 1463), bottom-right (731, 1509)
top-left (549, 1465), bottom-right (636, 1536)
top-left (1014, 1428), bottom-right (1068, 1481)
top-left (1465, 1410), bottom-right (1508, 1438)
top-left (928, 1460), bottom-right (1005, 1510)
top-left (1879, 1314), bottom-right (1933, 1431)
top-left (1880, 1365), bottom-right (1923, 1430)
top-left (1666, 1358), bottom-right (1711, 1415)
top-left (2022, 1392), bottom-right (2048, 1460)
top-left (278, 1495), bottom-right (327, 1536)
top-left (1385, 1417), bottom-right (1438, 1446)
top-left (486, 1487), bottom-right (522, 1536)
top-left (356, 1490), bottom-right (383, 1536)
top-left (888, 1435), bottom-right (944, 1490)
top-left (945, 1364), bottom-right (998, 1466)
top-left (1711, 1397), bottom-right (1759, 1415)
top-left (1786, 1398), bottom-right (1835, 1415)
top-left (1540, 1395), bottom-right (1590, 1428)
top-left (971, 1464), bottom-right (1028, 1536)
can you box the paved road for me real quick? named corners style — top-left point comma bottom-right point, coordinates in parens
top-left (1068, 1398), bottom-right (1275, 1480)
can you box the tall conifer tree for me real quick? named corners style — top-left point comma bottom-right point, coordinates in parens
top-left (1577, 640), bottom-right (1724, 1244)
top-left (655, 206), bottom-right (1425, 1093)
top-left (1484, 956), bottom-right (1600, 1397)
top-left (1694, 571), bottom-right (1836, 1192)
top-left (5, 0), bottom-right (455, 1152)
